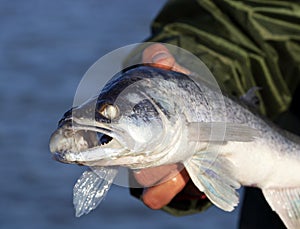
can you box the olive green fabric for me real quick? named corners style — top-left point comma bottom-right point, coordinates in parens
top-left (129, 0), bottom-right (300, 216)
top-left (147, 0), bottom-right (300, 118)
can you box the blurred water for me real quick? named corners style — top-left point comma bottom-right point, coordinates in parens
top-left (0, 1), bottom-right (241, 228)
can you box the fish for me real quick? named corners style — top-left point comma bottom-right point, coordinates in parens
top-left (49, 65), bottom-right (300, 228)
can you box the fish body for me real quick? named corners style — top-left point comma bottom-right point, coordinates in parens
top-left (50, 65), bottom-right (300, 228)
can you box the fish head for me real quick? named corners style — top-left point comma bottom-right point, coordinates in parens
top-left (49, 66), bottom-right (185, 167)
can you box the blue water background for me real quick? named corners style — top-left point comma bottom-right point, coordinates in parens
top-left (0, 1), bottom-right (242, 228)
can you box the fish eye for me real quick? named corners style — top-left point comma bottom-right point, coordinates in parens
top-left (99, 104), bottom-right (119, 120)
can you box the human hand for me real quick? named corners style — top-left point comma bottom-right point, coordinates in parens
top-left (133, 44), bottom-right (206, 210)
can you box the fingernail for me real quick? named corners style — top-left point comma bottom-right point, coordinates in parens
top-left (152, 52), bottom-right (169, 63)
top-left (133, 169), bottom-right (141, 174)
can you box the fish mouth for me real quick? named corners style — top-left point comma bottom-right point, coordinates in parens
top-left (50, 120), bottom-right (125, 164)
top-left (97, 133), bottom-right (113, 145)
top-left (53, 152), bottom-right (72, 164)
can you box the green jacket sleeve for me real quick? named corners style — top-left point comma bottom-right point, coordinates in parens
top-left (148, 0), bottom-right (300, 118)
top-left (131, 0), bottom-right (300, 216)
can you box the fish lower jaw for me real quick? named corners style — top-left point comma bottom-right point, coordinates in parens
top-left (64, 152), bottom-right (82, 162)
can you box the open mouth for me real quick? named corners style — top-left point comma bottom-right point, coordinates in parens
top-left (71, 130), bottom-right (114, 149)
top-left (50, 127), bottom-right (123, 162)
top-left (50, 115), bottom-right (128, 165)
top-left (97, 133), bottom-right (113, 146)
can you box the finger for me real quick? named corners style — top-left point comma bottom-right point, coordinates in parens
top-left (142, 43), bottom-right (175, 69)
top-left (133, 164), bottom-right (182, 187)
top-left (172, 62), bottom-right (191, 75)
top-left (142, 43), bottom-right (190, 74)
top-left (142, 169), bottom-right (190, 210)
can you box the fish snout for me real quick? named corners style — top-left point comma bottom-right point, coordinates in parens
top-left (49, 129), bottom-right (64, 154)
top-left (49, 128), bottom-right (77, 155)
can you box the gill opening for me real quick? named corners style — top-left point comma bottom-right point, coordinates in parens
top-left (138, 91), bottom-right (184, 158)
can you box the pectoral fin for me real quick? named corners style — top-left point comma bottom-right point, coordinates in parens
top-left (188, 122), bottom-right (259, 142)
top-left (184, 151), bottom-right (241, 211)
top-left (73, 166), bottom-right (118, 217)
top-left (263, 188), bottom-right (300, 229)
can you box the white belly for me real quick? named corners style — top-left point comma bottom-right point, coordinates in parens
top-left (221, 140), bottom-right (300, 189)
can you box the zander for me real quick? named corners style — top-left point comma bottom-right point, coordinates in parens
top-left (49, 65), bottom-right (300, 229)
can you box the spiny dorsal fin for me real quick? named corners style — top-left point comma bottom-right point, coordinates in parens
top-left (240, 86), bottom-right (261, 109)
